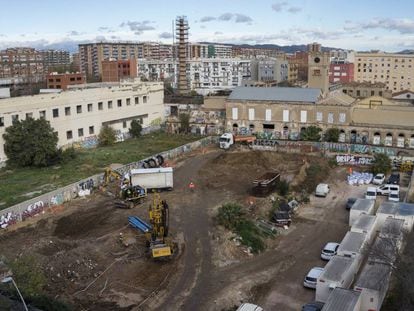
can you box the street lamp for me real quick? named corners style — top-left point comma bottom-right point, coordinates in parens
top-left (1, 276), bottom-right (28, 311)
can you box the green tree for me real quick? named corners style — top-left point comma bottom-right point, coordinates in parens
top-left (3, 118), bottom-right (59, 167)
top-left (9, 255), bottom-right (46, 297)
top-left (217, 203), bottom-right (244, 230)
top-left (179, 113), bottom-right (190, 134)
top-left (301, 126), bottom-right (322, 141)
top-left (324, 128), bottom-right (341, 142)
top-left (371, 153), bottom-right (392, 175)
top-left (129, 119), bottom-right (142, 138)
top-left (98, 125), bottom-right (116, 146)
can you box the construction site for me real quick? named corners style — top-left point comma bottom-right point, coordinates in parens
top-left (0, 144), bottom-right (411, 310)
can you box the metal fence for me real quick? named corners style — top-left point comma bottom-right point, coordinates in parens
top-left (0, 136), bottom-right (217, 229)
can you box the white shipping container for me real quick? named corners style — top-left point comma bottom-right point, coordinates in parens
top-left (129, 167), bottom-right (173, 190)
top-left (349, 199), bottom-right (375, 226)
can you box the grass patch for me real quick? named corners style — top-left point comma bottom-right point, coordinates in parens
top-left (217, 203), bottom-right (265, 253)
top-left (0, 132), bottom-right (199, 209)
top-left (297, 161), bottom-right (330, 194)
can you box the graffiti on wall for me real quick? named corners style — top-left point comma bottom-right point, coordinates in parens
top-left (78, 179), bottom-right (94, 197)
top-left (336, 154), bottom-right (374, 165)
top-left (82, 135), bottom-right (98, 148)
top-left (0, 211), bottom-right (18, 228)
top-left (22, 201), bottom-right (45, 220)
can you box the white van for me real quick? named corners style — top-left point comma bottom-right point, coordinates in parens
top-left (315, 183), bottom-right (330, 197)
top-left (365, 187), bottom-right (377, 200)
top-left (376, 184), bottom-right (400, 196)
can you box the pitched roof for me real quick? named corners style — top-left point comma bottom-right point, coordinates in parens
top-left (228, 86), bottom-right (321, 103)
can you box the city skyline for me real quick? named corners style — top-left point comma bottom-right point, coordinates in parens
top-left (1, 0), bottom-right (414, 52)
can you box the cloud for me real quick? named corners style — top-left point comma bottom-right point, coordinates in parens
top-left (95, 35), bottom-right (106, 41)
top-left (287, 6), bottom-right (301, 13)
top-left (235, 14), bottom-right (253, 23)
top-left (120, 20), bottom-right (156, 35)
top-left (364, 18), bottom-right (414, 34)
top-left (159, 32), bottom-right (173, 39)
top-left (110, 35), bottom-right (120, 40)
top-left (0, 34), bottom-right (5, 37)
top-left (199, 16), bottom-right (216, 23)
top-left (68, 30), bottom-right (81, 36)
top-left (214, 31), bottom-right (223, 35)
top-left (98, 26), bottom-right (115, 33)
top-left (218, 13), bottom-right (233, 21)
top-left (271, 2), bottom-right (288, 12)
top-left (272, 2), bottom-right (302, 14)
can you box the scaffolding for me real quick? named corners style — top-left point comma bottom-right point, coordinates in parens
top-left (175, 16), bottom-right (189, 95)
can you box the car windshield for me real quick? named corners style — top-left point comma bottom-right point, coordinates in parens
top-left (390, 193), bottom-right (399, 198)
top-left (219, 137), bottom-right (229, 142)
top-left (323, 249), bottom-right (334, 253)
top-left (306, 276), bottom-right (317, 282)
top-left (367, 191), bottom-right (376, 196)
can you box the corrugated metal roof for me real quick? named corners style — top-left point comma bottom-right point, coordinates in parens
top-left (228, 86), bottom-right (321, 103)
top-left (338, 231), bottom-right (366, 254)
top-left (322, 288), bottom-right (361, 311)
top-left (351, 199), bottom-right (375, 212)
top-left (321, 256), bottom-right (355, 281)
top-left (354, 261), bottom-right (391, 291)
top-left (351, 215), bottom-right (376, 232)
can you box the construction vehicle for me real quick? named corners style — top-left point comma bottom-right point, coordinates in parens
top-left (103, 168), bottom-right (124, 186)
top-left (128, 193), bottom-right (174, 259)
top-left (219, 133), bottom-right (256, 149)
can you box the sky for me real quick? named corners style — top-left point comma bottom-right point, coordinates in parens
top-left (1, 0), bottom-right (414, 52)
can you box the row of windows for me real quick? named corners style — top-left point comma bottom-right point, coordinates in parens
top-left (66, 126), bottom-right (95, 139)
top-left (0, 96), bottom-right (149, 125)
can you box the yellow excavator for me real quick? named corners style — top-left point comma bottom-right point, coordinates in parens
top-left (128, 193), bottom-right (174, 258)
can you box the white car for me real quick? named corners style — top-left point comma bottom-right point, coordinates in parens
top-left (372, 173), bottom-right (385, 185)
top-left (315, 183), bottom-right (330, 197)
top-left (321, 242), bottom-right (340, 260)
top-left (388, 191), bottom-right (400, 202)
top-left (303, 267), bottom-right (324, 289)
top-left (236, 303), bottom-right (264, 311)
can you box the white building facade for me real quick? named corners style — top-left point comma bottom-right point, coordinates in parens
top-left (0, 80), bottom-right (164, 162)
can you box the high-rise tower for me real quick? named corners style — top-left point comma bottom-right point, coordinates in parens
top-left (175, 16), bottom-right (189, 94)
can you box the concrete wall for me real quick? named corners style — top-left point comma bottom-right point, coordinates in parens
top-left (0, 136), bottom-right (217, 230)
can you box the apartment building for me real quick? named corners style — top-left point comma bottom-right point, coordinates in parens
top-left (0, 48), bottom-right (45, 80)
top-left (0, 80), bottom-right (164, 162)
top-left (101, 59), bottom-right (137, 82)
top-left (232, 46), bottom-right (284, 59)
top-left (188, 43), bottom-right (232, 59)
top-left (41, 50), bottom-right (70, 68)
top-left (138, 58), bottom-right (251, 94)
top-left (225, 86), bottom-right (414, 147)
top-left (341, 81), bottom-right (392, 99)
top-left (47, 72), bottom-right (85, 90)
top-left (250, 58), bottom-right (288, 83)
top-left (354, 52), bottom-right (414, 92)
top-left (329, 61), bottom-right (354, 84)
top-left (287, 51), bottom-right (308, 81)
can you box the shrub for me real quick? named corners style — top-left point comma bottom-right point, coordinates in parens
top-left (98, 125), bottom-right (117, 146)
top-left (371, 153), bottom-right (392, 175)
top-left (324, 128), bottom-right (340, 142)
top-left (217, 203), bottom-right (244, 230)
top-left (9, 255), bottom-right (46, 297)
top-left (278, 179), bottom-right (290, 196)
top-left (129, 119), bottom-right (142, 138)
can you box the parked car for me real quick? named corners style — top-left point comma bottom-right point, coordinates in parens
top-left (388, 190), bottom-right (400, 202)
top-left (376, 184), bottom-right (400, 196)
top-left (272, 211), bottom-right (292, 227)
top-left (388, 172), bottom-right (400, 185)
top-left (321, 242), bottom-right (340, 260)
top-left (315, 183), bottom-right (330, 197)
top-left (302, 301), bottom-right (325, 311)
top-left (365, 186), bottom-right (377, 200)
top-left (372, 173), bottom-right (385, 185)
top-left (346, 198), bottom-right (357, 210)
top-left (303, 267), bottom-right (324, 289)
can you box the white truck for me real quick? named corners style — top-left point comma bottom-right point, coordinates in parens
top-left (128, 167), bottom-right (173, 190)
top-left (219, 133), bottom-right (256, 149)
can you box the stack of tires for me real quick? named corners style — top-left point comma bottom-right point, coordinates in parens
top-left (141, 154), bottom-right (165, 169)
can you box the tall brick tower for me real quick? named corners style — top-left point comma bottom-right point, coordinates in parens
top-left (175, 16), bottom-right (189, 94)
top-left (307, 42), bottom-right (330, 95)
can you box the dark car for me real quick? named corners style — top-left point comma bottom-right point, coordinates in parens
top-left (302, 301), bottom-right (324, 311)
top-left (388, 172), bottom-right (400, 185)
top-left (272, 211), bottom-right (292, 227)
top-left (346, 197), bottom-right (357, 210)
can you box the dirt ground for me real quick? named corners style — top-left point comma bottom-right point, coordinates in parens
top-left (0, 147), bottom-right (380, 310)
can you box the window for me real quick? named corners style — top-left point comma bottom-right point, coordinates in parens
top-left (12, 114), bottom-right (19, 124)
top-left (265, 109), bottom-right (271, 121)
top-left (56, 78), bottom-right (61, 82)
top-left (300, 110), bottom-right (307, 123)
top-left (248, 108), bottom-right (255, 121)
top-left (339, 113), bottom-right (346, 123)
top-left (26, 112), bottom-right (33, 119)
top-left (0, 117), bottom-right (4, 127)
top-left (77, 77), bottom-right (82, 81)
top-left (126, 98), bottom-right (131, 105)
top-left (328, 113), bottom-right (334, 124)
top-left (39, 110), bottom-right (46, 119)
top-left (52, 108), bottom-right (59, 118)
top-left (76, 105), bottom-right (82, 114)
top-left (56, 85), bottom-right (61, 89)
top-left (48, 79), bottom-right (53, 82)
top-left (316, 112), bottom-right (323, 122)
top-left (70, 77), bottom-right (75, 81)
top-left (117, 99), bottom-right (122, 107)
top-left (371, 91), bottom-right (375, 96)
top-left (143, 96), bottom-right (147, 103)
top-left (135, 97), bottom-right (139, 104)
top-left (108, 100), bottom-right (113, 109)
top-left (98, 102), bottom-right (103, 110)
top-left (232, 107), bottom-right (238, 120)
top-left (78, 128), bottom-right (84, 137)
top-left (66, 130), bottom-right (73, 139)
top-left (89, 126), bottom-right (94, 135)
top-left (87, 103), bottom-right (93, 112)
top-left (283, 110), bottom-right (289, 122)
top-left (123, 121), bottom-right (127, 128)
top-left (356, 90), bottom-right (360, 97)
top-left (379, 91), bottom-right (383, 96)
top-left (65, 107), bottom-right (71, 116)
